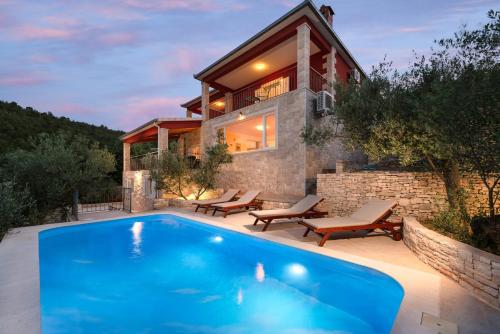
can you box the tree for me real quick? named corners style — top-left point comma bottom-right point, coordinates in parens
top-left (302, 10), bottom-right (499, 222)
top-left (0, 181), bottom-right (36, 239)
top-left (0, 133), bottom-right (116, 220)
top-left (147, 142), bottom-right (232, 200)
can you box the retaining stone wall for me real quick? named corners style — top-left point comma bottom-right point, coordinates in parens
top-left (317, 171), bottom-right (497, 220)
top-left (404, 217), bottom-right (500, 308)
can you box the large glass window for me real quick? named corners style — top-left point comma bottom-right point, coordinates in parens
top-left (222, 113), bottom-right (276, 153)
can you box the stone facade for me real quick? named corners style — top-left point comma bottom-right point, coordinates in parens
top-left (123, 170), bottom-right (155, 212)
top-left (317, 171), bottom-right (498, 220)
top-left (404, 217), bottom-right (500, 308)
top-left (200, 88), bottom-right (353, 197)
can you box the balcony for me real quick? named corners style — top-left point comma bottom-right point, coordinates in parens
top-left (130, 149), bottom-right (202, 171)
top-left (205, 66), bottom-right (326, 119)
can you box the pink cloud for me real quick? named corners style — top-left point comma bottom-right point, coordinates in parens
top-left (124, 0), bottom-right (248, 12)
top-left (119, 96), bottom-right (188, 130)
top-left (0, 72), bottom-right (53, 86)
top-left (14, 25), bottom-right (74, 40)
top-left (42, 16), bottom-right (81, 27)
top-left (96, 32), bottom-right (139, 46)
top-left (28, 54), bottom-right (57, 64)
top-left (397, 26), bottom-right (428, 33)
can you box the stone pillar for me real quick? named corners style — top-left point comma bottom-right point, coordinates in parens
top-left (186, 109), bottom-right (192, 118)
top-left (325, 47), bottom-right (337, 95)
top-left (201, 81), bottom-right (210, 121)
top-left (296, 23), bottom-right (311, 90)
top-left (123, 142), bottom-right (130, 171)
top-left (224, 92), bottom-right (233, 114)
top-left (158, 127), bottom-right (169, 155)
top-left (336, 160), bottom-right (345, 173)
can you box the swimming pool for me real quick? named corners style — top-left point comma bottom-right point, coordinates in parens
top-left (39, 214), bottom-right (404, 334)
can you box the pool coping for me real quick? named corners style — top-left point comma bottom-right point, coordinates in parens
top-left (0, 210), bottom-right (486, 333)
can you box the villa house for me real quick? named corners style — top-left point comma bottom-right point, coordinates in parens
top-left (120, 0), bottom-right (366, 211)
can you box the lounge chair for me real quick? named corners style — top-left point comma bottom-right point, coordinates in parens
top-left (191, 189), bottom-right (239, 214)
top-left (249, 195), bottom-right (327, 231)
top-left (210, 190), bottom-right (262, 218)
top-left (300, 199), bottom-right (403, 247)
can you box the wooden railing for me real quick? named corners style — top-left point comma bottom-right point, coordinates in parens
top-left (233, 66), bottom-right (297, 111)
top-left (310, 67), bottom-right (326, 93)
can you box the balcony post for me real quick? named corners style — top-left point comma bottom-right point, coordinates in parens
top-left (325, 47), bottom-right (337, 95)
top-left (123, 142), bottom-right (131, 171)
top-left (224, 92), bottom-right (233, 114)
top-left (158, 127), bottom-right (169, 156)
top-left (296, 23), bottom-right (311, 90)
top-left (201, 81), bottom-right (210, 121)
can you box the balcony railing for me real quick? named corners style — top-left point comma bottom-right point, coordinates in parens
top-left (233, 66), bottom-right (297, 111)
top-left (310, 68), bottom-right (326, 93)
top-left (230, 66), bottom-right (327, 113)
top-left (131, 151), bottom-right (157, 171)
top-left (130, 150), bottom-right (202, 171)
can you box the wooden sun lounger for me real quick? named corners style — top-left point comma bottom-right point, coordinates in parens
top-left (210, 190), bottom-right (262, 218)
top-left (299, 199), bottom-right (403, 247)
top-left (249, 195), bottom-right (327, 231)
top-left (191, 189), bottom-right (239, 214)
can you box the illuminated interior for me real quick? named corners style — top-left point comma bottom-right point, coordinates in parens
top-left (223, 113), bottom-right (276, 153)
top-left (254, 76), bottom-right (290, 101)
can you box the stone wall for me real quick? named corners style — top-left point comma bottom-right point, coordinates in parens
top-left (203, 89), bottom-right (308, 196)
top-left (201, 88), bottom-right (353, 197)
top-left (317, 171), bottom-right (497, 220)
top-left (123, 170), bottom-right (154, 212)
top-left (404, 217), bottom-right (500, 308)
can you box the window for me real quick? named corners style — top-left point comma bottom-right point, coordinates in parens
top-left (221, 113), bottom-right (276, 153)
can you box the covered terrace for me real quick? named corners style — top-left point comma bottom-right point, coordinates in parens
top-left (120, 118), bottom-right (202, 171)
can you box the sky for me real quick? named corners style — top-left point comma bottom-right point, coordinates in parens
top-left (0, 0), bottom-right (496, 131)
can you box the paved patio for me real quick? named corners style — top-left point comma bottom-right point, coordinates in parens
top-left (1, 208), bottom-right (499, 334)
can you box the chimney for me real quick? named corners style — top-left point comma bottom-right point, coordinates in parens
top-left (320, 5), bottom-right (334, 27)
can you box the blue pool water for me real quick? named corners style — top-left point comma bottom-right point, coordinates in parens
top-left (39, 214), bottom-right (404, 334)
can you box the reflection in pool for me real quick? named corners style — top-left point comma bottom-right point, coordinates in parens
top-left (39, 214), bottom-right (404, 334)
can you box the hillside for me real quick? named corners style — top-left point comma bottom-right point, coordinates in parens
top-left (0, 101), bottom-right (124, 156)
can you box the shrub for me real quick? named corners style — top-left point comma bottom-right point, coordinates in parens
top-left (0, 181), bottom-right (37, 240)
top-left (147, 142), bottom-right (232, 200)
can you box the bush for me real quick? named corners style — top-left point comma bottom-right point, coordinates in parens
top-left (424, 209), bottom-right (500, 255)
top-left (0, 181), bottom-right (37, 240)
top-left (147, 142), bottom-right (232, 200)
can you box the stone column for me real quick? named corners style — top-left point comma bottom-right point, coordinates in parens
top-left (296, 23), bottom-right (311, 90)
top-left (325, 47), bottom-right (337, 95)
top-left (186, 109), bottom-right (192, 118)
top-left (224, 92), bottom-right (233, 114)
top-left (201, 81), bottom-right (210, 121)
top-left (158, 127), bottom-right (169, 155)
top-left (123, 142), bottom-right (130, 171)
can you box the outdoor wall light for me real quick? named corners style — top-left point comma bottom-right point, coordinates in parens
top-left (238, 111), bottom-right (246, 120)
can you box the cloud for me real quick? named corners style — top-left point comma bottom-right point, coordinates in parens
top-left (397, 26), bottom-right (428, 33)
top-left (118, 96), bottom-right (188, 130)
top-left (124, 0), bottom-right (249, 12)
top-left (0, 72), bottom-right (53, 86)
top-left (96, 32), bottom-right (139, 46)
top-left (28, 54), bottom-right (57, 64)
top-left (14, 25), bottom-right (74, 40)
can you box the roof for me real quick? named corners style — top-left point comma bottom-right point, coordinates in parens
top-left (120, 118), bottom-right (202, 141)
top-left (193, 0), bottom-right (366, 81)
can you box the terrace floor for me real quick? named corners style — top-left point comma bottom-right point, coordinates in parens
top-left (1, 208), bottom-right (499, 334)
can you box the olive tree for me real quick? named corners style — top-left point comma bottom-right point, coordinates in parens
top-left (147, 142), bottom-right (232, 200)
top-left (302, 10), bottom-right (500, 222)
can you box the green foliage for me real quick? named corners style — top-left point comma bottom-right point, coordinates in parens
top-left (147, 142), bottom-right (232, 200)
top-left (0, 101), bottom-right (124, 182)
top-left (0, 133), bottom-right (116, 219)
top-left (424, 210), bottom-right (500, 255)
top-left (0, 181), bottom-right (37, 240)
top-left (302, 10), bottom-right (500, 219)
